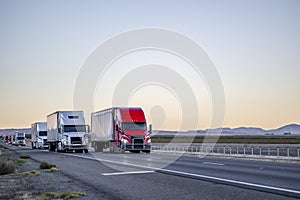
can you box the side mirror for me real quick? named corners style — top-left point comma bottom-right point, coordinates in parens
top-left (148, 124), bottom-right (152, 135)
top-left (86, 125), bottom-right (90, 133)
top-left (59, 125), bottom-right (64, 134)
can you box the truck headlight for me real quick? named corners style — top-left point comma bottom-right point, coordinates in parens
top-left (121, 138), bottom-right (129, 144)
top-left (84, 135), bottom-right (89, 144)
top-left (145, 138), bottom-right (151, 144)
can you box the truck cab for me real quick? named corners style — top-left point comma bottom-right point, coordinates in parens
top-left (91, 107), bottom-right (151, 153)
top-left (115, 108), bottom-right (151, 153)
top-left (47, 111), bottom-right (89, 153)
top-left (31, 122), bottom-right (48, 149)
top-left (58, 124), bottom-right (89, 152)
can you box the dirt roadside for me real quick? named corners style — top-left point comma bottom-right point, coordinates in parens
top-left (0, 144), bottom-right (98, 200)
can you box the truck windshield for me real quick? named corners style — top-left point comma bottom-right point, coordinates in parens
top-left (122, 122), bottom-right (146, 130)
top-left (17, 137), bottom-right (24, 140)
top-left (64, 125), bottom-right (86, 132)
top-left (39, 131), bottom-right (47, 136)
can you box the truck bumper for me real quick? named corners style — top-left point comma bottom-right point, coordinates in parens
top-left (122, 144), bottom-right (151, 151)
top-left (63, 145), bottom-right (88, 150)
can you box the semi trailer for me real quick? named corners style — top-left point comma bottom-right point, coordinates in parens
top-left (47, 111), bottom-right (89, 153)
top-left (91, 107), bottom-right (151, 153)
top-left (31, 122), bottom-right (48, 149)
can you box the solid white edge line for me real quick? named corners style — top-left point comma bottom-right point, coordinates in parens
top-left (66, 153), bottom-right (300, 195)
top-left (102, 171), bottom-right (154, 176)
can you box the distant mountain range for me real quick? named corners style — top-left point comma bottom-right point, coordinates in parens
top-left (0, 124), bottom-right (300, 136)
top-left (153, 124), bottom-right (300, 136)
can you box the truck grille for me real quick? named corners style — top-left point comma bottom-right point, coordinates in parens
top-left (71, 137), bottom-right (82, 144)
top-left (132, 137), bottom-right (144, 144)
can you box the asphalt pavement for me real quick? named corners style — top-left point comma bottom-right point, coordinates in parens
top-left (9, 146), bottom-right (300, 200)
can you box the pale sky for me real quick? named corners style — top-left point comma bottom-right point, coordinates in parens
top-left (0, 0), bottom-right (299, 130)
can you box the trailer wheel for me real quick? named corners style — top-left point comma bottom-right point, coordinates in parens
top-left (95, 142), bottom-right (103, 152)
top-left (109, 142), bottom-right (115, 153)
top-left (49, 142), bottom-right (55, 151)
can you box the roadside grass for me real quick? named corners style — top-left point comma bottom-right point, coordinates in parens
top-left (152, 135), bottom-right (300, 144)
top-left (19, 170), bottom-right (41, 176)
top-left (0, 155), bottom-right (16, 175)
top-left (43, 191), bottom-right (86, 199)
top-left (14, 159), bottom-right (27, 165)
top-left (45, 167), bottom-right (59, 173)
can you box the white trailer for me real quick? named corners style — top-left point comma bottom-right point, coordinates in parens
top-left (47, 111), bottom-right (89, 153)
top-left (31, 122), bottom-right (48, 149)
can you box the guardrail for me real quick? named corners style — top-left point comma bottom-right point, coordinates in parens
top-left (151, 144), bottom-right (300, 160)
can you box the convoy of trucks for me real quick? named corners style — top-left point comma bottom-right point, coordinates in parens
top-left (2, 107), bottom-right (152, 154)
top-left (91, 107), bottom-right (151, 153)
top-left (47, 111), bottom-right (89, 153)
top-left (31, 122), bottom-right (48, 149)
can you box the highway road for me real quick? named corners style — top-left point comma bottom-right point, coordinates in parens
top-left (8, 146), bottom-right (300, 200)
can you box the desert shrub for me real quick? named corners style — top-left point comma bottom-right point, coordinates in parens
top-left (40, 161), bottom-right (56, 169)
top-left (0, 156), bottom-right (16, 175)
top-left (19, 154), bottom-right (31, 159)
top-left (46, 167), bottom-right (59, 173)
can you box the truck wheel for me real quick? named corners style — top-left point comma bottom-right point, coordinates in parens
top-left (49, 143), bottom-right (54, 151)
top-left (109, 142), bottom-right (114, 153)
top-left (84, 149), bottom-right (88, 153)
top-left (96, 142), bottom-right (104, 152)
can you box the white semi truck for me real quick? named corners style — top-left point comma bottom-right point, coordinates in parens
top-left (15, 132), bottom-right (26, 146)
top-left (47, 111), bottom-right (89, 153)
top-left (31, 122), bottom-right (48, 149)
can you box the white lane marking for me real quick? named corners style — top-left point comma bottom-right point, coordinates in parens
top-left (203, 162), bottom-right (225, 166)
top-left (102, 171), bottom-right (154, 176)
top-left (150, 156), bottom-right (162, 159)
top-left (65, 153), bottom-right (300, 196)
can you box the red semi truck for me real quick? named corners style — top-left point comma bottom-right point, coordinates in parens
top-left (91, 107), bottom-right (152, 153)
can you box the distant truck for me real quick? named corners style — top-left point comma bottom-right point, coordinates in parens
top-left (31, 122), bottom-right (48, 149)
top-left (91, 107), bottom-right (151, 153)
top-left (15, 132), bottom-right (26, 146)
top-left (47, 111), bottom-right (89, 153)
top-left (6, 135), bottom-right (12, 144)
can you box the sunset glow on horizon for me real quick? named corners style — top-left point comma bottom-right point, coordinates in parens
top-left (0, 1), bottom-right (299, 131)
